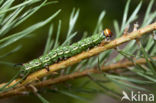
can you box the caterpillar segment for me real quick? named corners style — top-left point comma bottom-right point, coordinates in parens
top-left (23, 59), bottom-right (42, 71)
top-left (63, 47), bottom-right (71, 58)
top-left (39, 54), bottom-right (51, 71)
top-left (22, 28), bottom-right (113, 73)
top-left (49, 51), bottom-right (58, 63)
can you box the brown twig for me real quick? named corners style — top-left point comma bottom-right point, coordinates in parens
top-left (0, 22), bottom-right (156, 98)
top-left (0, 56), bottom-right (156, 99)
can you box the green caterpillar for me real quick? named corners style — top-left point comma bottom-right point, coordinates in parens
top-left (21, 29), bottom-right (113, 73)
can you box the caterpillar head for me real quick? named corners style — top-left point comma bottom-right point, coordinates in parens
top-left (103, 28), bottom-right (113, 38)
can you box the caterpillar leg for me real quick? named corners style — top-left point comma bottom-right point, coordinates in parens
top-left (19, 70), bottom-right (30, 82)
top-left (19, 73), bottom-right (25, 78)
top-left (45, 65), bottom-right (50, 72)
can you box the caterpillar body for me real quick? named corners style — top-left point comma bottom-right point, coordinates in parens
top-left (21, 29), bottom-right (113, 73)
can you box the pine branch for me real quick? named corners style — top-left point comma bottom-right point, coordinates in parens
top-left (0, 56), bottom-right (156, 99)
top-left (0, 22), bottom-right (156, 98)
top-left (14, 22), bottom-right (156, 84)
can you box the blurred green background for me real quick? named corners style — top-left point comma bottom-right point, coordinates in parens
top-left (0, 0), bottom-right (155, 103)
